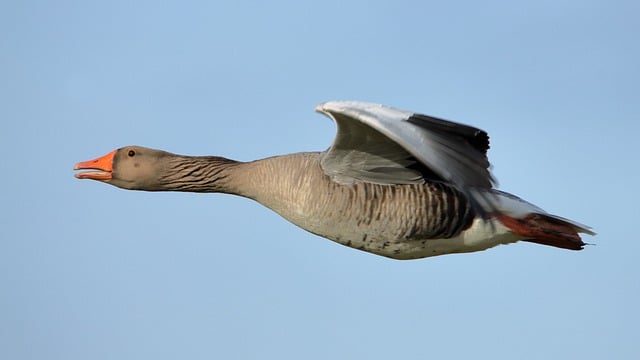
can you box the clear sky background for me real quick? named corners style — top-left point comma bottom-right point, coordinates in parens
top-left (2, 1), bottom-right (638, 359)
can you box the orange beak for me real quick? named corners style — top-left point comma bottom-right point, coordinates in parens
top-left (74, 150), bottom-right (116, 180)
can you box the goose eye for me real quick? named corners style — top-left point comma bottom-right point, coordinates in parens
top-left (128, 150), bottom-right (136, 157)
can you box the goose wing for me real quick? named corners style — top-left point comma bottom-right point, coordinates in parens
top-left (316, 101), bottom-right (496, 208)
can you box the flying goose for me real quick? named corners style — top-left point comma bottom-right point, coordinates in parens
top-left (74, 101), bottom-right (594, 260)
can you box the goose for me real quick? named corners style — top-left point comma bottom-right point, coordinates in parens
top-left (74, 101), bottom-right (594, 260)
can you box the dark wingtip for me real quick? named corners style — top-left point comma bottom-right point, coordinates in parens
top-left (406, 113), bottom-right (490, 155)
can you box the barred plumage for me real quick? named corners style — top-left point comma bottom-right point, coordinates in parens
top-left (74, 100), bottom-right (593, 260)
top-left (158, 156), bottom-right (239, 192)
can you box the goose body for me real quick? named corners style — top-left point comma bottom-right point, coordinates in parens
top-left (74, 101), bottom-right (594, 260)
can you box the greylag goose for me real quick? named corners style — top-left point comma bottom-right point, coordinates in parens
top-left (74, 101), bottom-right (594, 260)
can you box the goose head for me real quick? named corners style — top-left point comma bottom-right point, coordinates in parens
top-left (74, 146), bottom-right (173, 190)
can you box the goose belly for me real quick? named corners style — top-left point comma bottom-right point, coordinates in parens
top-left (271, 189), bottom-right (520, 260)
top-left (298, 215), bottom-right (519, 260)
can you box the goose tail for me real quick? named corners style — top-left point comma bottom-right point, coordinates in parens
top-left (491, 190), bottom-right (595, 251)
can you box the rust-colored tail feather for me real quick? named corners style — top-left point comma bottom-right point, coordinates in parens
top-left (497, 213), bottom-right (586, 250)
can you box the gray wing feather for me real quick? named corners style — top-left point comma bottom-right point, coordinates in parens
top-left (318, 113), bottom-right (424, 184)
top-left (316, 101), bottom-right (496, 209)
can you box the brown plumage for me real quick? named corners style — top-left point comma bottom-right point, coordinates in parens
top-left (74, 101), bottom-right (594, 259)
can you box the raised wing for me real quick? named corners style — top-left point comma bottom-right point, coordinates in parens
top-left (316, 101), bottom-right (497, 210)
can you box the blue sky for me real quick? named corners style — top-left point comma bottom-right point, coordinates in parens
top-left (2, 1), bottom-right (639, 359)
